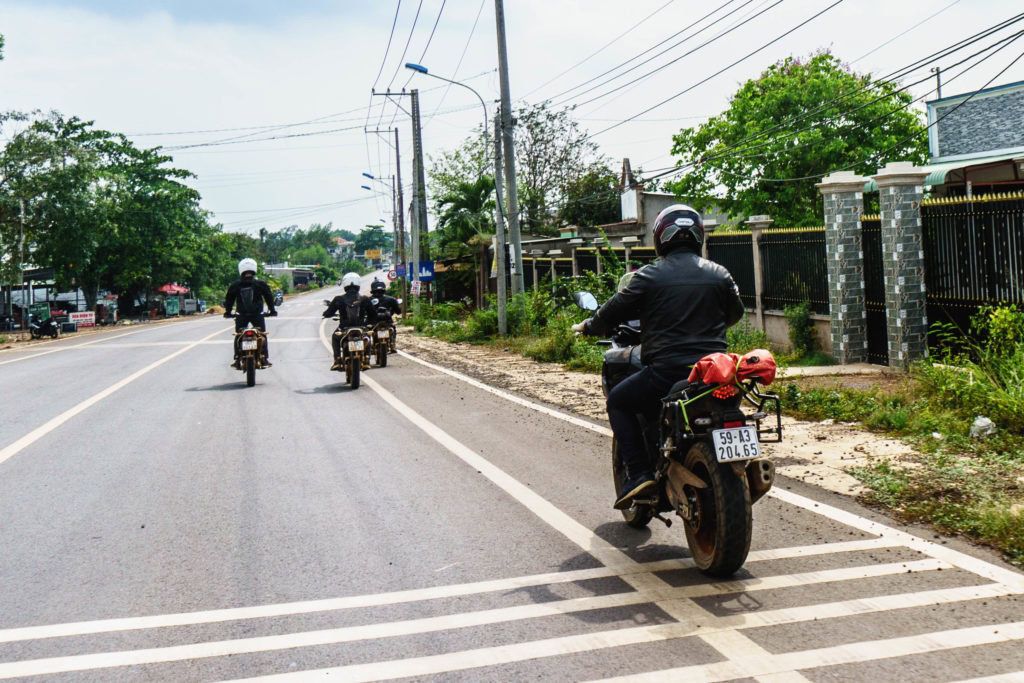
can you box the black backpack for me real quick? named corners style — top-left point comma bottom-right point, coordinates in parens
top-left (237, 284), bottom-right (260, 315)
top-left (340, 297), bottom-right (363, 326)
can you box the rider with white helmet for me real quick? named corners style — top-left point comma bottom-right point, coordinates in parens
top-left (224, 258), bottom-right (278, 367)
top-left (322, 272), bottom-right (374, 370)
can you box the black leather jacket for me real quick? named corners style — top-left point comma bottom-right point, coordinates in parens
top-left (225, 277), bottom-right (276, 316)
top-left (583, 249), bottom-right (745, 371)
top-left (323, 290), bottom-right (374, 327)
top-left (368, 294), bottom-right (401, 323)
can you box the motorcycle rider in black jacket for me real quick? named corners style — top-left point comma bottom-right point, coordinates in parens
top-left (323, 272), bottom-right (374, 370)
top-left (224, 257), bottom-right (277, 368)
top-left (573, 205), bottom-right (745, 510)
top-left (367, 279), bottom-right (401, 319)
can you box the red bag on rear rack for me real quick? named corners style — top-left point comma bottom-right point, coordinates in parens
top-left (687, 352), bottom-right (739, 385)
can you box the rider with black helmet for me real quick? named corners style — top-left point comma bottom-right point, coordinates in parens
top-left (573, 205), bottom-right (745, 510)
top-left (367, 279), bottom-right (401, 320)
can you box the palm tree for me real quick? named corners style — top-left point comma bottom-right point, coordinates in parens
top-left (432, 176), bottom-right (496, 305)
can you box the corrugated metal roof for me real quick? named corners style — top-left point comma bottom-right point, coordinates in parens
top-left (862, 152), bottom-right (1022, 192)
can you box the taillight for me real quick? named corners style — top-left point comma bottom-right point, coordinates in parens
top-left (245, 330), bottom-right (254, 336)
top-left (724, 420), bottom-right (744, 428)
top-left (713, 385), bottom-right (738, 399)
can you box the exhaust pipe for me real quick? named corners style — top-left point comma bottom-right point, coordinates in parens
top-left (747, 458), bottom-right (774, 504)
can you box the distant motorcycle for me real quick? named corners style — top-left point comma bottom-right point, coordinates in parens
top-left (28, 314), bottom-right (60, 340)
top-left (370, 307), bottom-right (394, 367)
top-left (230, 315), bottom-right (271, 387)
top-left (273, 290), bottom-right (284, 307)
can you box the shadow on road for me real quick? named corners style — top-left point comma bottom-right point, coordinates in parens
top-left (185, 383), bottom-right (251, 392)
top-left (294, 384), bottom-right (349, 394)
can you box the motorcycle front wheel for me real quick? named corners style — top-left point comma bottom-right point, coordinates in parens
top-left (682, 441), bottom-right (752, 577)
top-left (376, 342), bottom-right (388, 367)
top-left (245, 357), bottom-right (256, 387)
top-left (611, 438), bottom-right (654, 529)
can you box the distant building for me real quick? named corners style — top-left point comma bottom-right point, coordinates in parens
top-left (329, 237), bottom-right (355, 259)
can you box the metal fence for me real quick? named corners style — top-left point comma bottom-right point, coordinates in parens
top-left (922, 193), bottom-right (1024, 334)
top-left (861, 216), bottom-right (889, 365)
top-left (758, 228), bottom-right (829, 314)
top-left (706, 232), bottom-right (756, 308)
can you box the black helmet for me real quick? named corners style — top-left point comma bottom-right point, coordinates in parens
top-left (370, 279), bottom-right (386, 293)
top-left (653, 204), bottom-right (703, 256)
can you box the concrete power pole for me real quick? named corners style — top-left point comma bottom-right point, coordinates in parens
top-left (493, 115), bottom-right (507, 335)
top-left (409, 89), bottom-right (429, 286)
top-left (494, 0), bottom-right (524, 294)
top-left (393, 127), bottom-right (409, 315)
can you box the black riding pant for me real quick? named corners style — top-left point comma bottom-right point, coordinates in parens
top-left (606, 365), bottom-right (689, 476)
top-left (235, 313), bottom-right (268, 359)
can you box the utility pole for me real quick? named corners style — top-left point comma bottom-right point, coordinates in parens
top-left (18, 199), bottom-right (26, 329)
top-left (409, 89), bottom-right (429, 291)
top-left (493, 115), bottom-right (508, 335)
top-left (393, 127), bottom-right (409, 315)
top-left (932, 66), bottom-right (943, 99)
top-left (494, 0), bottom-right (524, 294)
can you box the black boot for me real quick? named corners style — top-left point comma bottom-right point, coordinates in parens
top-left (614, 470), bottom-right (655, 510)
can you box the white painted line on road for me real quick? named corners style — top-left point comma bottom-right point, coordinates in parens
top-left (952, 673), bottom-right (1024, 682)
top-left (231, 585), bottom-right (1020, 683)
top-left (72, 337), bottom-right (319, 349)
top-left (396, 349), bottom-right (613, 437)
top-left (396, 345), bottom-right (1024, 589)
top-left (0, 560), bottom-right (964, 680)
top-left (0, 538), bottom-right (893, 645)
top-left (593, 620), bottom-right (1024, 683)
top-left (0, 325), bottom-right (233, 469)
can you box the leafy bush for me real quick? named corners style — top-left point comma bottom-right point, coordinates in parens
top-left (727, 317), bottom-right (771, 355)
top-left (783, 301), bottom-right (816, 356)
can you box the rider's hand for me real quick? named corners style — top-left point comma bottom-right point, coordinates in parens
top-left (268, 310), bottom-right (278, 317)
top-left (571, 319), bottom-right (589, 334)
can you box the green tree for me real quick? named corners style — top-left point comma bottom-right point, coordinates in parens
top-left (1, 34), bottom-right (5, 61)
top-left (666, 52), bottom-right (928, 226)
top-left (559, 166), bottom-right (620, 228)
top-left (354, 225), bottom-right (390, 254)
top-left (432, 176), bottom-right (496, 292)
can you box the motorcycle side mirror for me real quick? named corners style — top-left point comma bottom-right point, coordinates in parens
top-left (397, 298), bottom-right (403, 304)
top-left (573, 291), bottom-right (598, 311)
top-left (323, 300), bottom-right (331, 305)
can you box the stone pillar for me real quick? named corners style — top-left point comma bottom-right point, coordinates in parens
top-left (872, 162), bottom-right (930, 369)
top-left (621, 236), bottom-right (638, 271)
top-left (817, 172), bottom-right (870, 364)
top-left (548, 249), bottom-right (562, 282)
top-left (568, 238), bottom-right (583, 277)
top-left (745, 215), bottom-right (772, 331)
top-left (592, 238), bottom-right (605, 275)
top-left (530, 249), bottom-right (544, 292)
top-left (702, 219), bottom-right (718, 259)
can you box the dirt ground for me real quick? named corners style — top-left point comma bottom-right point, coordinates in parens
top-left (399, 330), bottom-right (916, 498)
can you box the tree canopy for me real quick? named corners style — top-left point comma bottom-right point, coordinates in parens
top-left (666, 52), bottom-right (929, 226)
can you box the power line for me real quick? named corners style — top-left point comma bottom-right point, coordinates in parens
top-left (589, 0), bottom-right (846, 138)
top-left (521, 0), bottom-right (677, 99)
top-left (373, 0), bottom-right (404, 91)
top-left (163, 124), bottom-right (364, 150)
top-left (540, 0), bottom-right (741, 105)
top-left (402, 0), bottom-right (447, 90)
top-left (852, 0), bottom-right (963, 65)
top-left (425, 0), bottom-right (487, 127)
top-left (565, 0), bottom-right (783, 110)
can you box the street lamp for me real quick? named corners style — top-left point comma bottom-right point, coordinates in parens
top-left (405, 62), bottom-right (509, 334)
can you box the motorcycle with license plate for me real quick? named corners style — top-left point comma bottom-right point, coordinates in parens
top-left (230, 314), bottom-right (272, 387)
top-left (574, 291), bottom-right (782, 577)
top-left (369, 306), bottom-right (394, 367)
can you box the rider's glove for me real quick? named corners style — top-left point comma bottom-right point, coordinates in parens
top-left (268, 310), bottom-right (278, 317)
top-left (571, 319), bottom-right (589, 334)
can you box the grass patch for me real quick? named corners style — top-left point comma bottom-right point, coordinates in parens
top-left (780, 372), bottom-right (1024, 568)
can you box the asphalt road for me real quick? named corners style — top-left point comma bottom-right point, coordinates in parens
top-left (1, 272), bottom-right (1022, 682)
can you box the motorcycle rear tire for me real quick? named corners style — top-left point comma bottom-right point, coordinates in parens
top-left (682, 441), bottom-right (752, 577)
top-left (245, 357), bottom-right (256, 387)
top-left (349, 357), bottom-right (361, 389)
top-left (376, 343), bottom-right (388, 367)
top-left (611, 438), bottom-right (654, 529)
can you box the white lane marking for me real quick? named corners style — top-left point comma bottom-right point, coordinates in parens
top-left (769, 488), bottom-right (1024, 590)
top-left (593, 620), bottom-right (1024, 683)
top-left (0, 325), bottom-right (233, 468)
top-left (396, 349), bottom-right (613, 437)
top-left (0, 538), bottom-right (893, 645)
top-left (230, 586), bottom-right (1020, 683)
top-left (0, 561), bottom-right (946, 679)
top-left (952, 673), bottom-right (1024, 682)
top-left (334, 325), bottom-right (796, 680)
top-left (0, 560), bottom-right (964, 680)
top-left (70, 337), bottom-right (319, 348)
top-left (397, 345), bottom-right (1024, 587)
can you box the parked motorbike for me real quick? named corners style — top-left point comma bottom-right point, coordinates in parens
top-left (230, 316), bottom-right (269, 387)
top-left (273, 292), bottom-right (284, 307)
top-left (28, 314), bottom-right (60, 340)
top-left (574, 291), bottom-right (782, 577)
